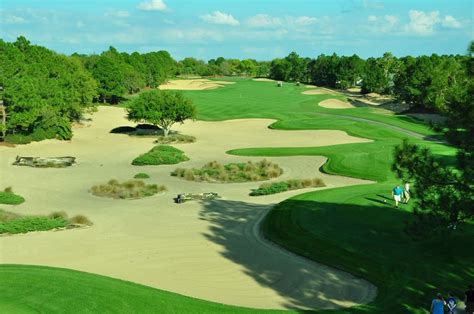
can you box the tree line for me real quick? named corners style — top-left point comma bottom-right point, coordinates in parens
top-left (0, 36), bottom-right (471, 144)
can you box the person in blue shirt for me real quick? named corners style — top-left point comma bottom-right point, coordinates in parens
top-left (446, 292), bottom-right (457, 314)
top-left (431, 293), bottom-right (445, 314)
top-left (392, 184), bottom-right (404, 208)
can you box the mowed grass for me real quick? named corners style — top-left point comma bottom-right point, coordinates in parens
top-left (0, 265), bottom-right (285, 314)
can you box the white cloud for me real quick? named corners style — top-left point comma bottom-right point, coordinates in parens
top-left (368, 15), bottom-right (377, 22)
top-left (138, 0), bottom-right (167, 11)
top-left (442, 15), bottom-right (461, 28)
top-left (385, 15), bottom-right (398, 27)
top-left (1, 14), bottom-right (27, 24)
top-left (405, 10), bottom-right (440, 35)
top-left (200, 11), bottom-right (239, 26)
top-left (246, 14), bottom-right (281, 27)
top-left (292, 16), bottom-right (318, 26)
top-left (105, 10), bottom-right (130, 18)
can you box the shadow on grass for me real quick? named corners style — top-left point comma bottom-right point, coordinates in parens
top-left (200, 197), bottom-right (474, 313)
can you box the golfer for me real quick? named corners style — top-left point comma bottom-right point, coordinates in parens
top-left (392, 184), bottom-right (404, 208)
top-left (404, 182), bottom-right (411, 204)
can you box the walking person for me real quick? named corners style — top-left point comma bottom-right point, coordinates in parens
top-left (404, 181), bottom-right (410, 204)
top-left (431, 293), bottom-right (446, 314)
top-left (392, 184), bottom-right (404, 208)
top-left (446, 292), bottom-right (457, 314)
top-left (466, 284), bottom-right (474, 314)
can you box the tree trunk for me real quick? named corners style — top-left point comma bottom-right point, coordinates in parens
top-left (164, 128), bottom-right (169, 137)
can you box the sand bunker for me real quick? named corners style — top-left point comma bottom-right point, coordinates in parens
top-left (252, 78), bottom-right (276, 82)
top-left (302, 89), bottom-right (332, 95)
top-left (0, 106), bottom-right (375, 310)
top-left (159, 79), bottom-right (235, 90)
top-left (319, 99), bottom-right (354, 109)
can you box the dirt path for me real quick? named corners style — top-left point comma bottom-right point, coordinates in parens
top-left (0, 106), bottom-right (376, 310)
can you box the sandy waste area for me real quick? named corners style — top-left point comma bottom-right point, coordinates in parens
top-left (159, 79), bottom-right (235, 90)
top-left (0, 106), bottom-right (376, 310)
top-left (318, 99), bottom-right (354, 109)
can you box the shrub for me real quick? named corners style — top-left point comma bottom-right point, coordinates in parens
top-left (0, 190), bottom-right (25, 205)
top-left (5, 134), bottom-right (32, 144)
top-left (0, 216), bottom-right (68, 234)
top-left (49, 211), bottom-right (68, 220)
top-left (4, 187), bottom-right (13, 193)
top-left (250, 178), bottom-right (325, 196)
top-left (172, 160), bottom-right (283, 183)
top-left (134, 173), bottom-right (150, 179)
top-left (132, 145), bottom-right (189, 166)
top-left (90, 179), bottom-right (166, 199)
top-left (69, 215), bottom-right (92, 226)
top-left (154, 134), bottom-right (196, 144)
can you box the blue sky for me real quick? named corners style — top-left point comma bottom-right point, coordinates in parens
top-left (1, 0), bottom-right (472, 60)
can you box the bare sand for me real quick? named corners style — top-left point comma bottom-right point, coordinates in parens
top-left (159, 79), bottom-right (235, 90)
top-left (319, 99), bottom-right (354, 109)
top-left (302, 89), bottom-right (331, 95)
top-left (0, 106), bottom-right (376, 310)
top-left (252, 78), bottom-right (276, 82)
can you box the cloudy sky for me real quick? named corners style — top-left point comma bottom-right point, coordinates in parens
top-left (1, 0), bottom-right (472, 60)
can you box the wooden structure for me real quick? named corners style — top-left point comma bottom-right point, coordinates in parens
top-left (175, 192), bottom-right (220, 204)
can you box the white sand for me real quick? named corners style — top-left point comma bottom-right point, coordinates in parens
top-left (319, 99), bottom-right (354, 109)
top-left (302, 89), bottom-right (331, 95)
top-left (159, 79), bottom-right (235, 90)
top-left (252, 78), bottom-right (276, 82)
top-left (0, 106), bottom-right (376, 310)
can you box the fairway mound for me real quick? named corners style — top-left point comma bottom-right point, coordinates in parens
top-left (159, 79), bottom-right (234, 90)
top-left (319, 99), bottom-right (354, 109)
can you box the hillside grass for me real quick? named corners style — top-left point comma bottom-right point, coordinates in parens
top-left (0, 265), bottom-right (285, 314)
top-left (132, 145), bottom-right (189, 166)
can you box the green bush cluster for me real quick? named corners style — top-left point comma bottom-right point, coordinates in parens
top-left (90, 179), bottom-right (166, 199)
top-left (154, 134), bottom-right (196, 144)
top-left (171, 159), bottom-right (283, 183)
top-left (134, 172), bottom-right (150, 179)
top-left (0, 209), bottom-right (92, 235)
top-left (0, 187), bottom-right (25, 205)
top-left (250, 178), bottom-right (325, 196)
top-left (132, 145), bottom-right (189, 166)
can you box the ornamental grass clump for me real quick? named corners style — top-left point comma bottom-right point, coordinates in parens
top-left (134, 173), bottom-right (150, 179)
top-left (171, 159), bottom-right (283, 183)
top-left (250, 178), bottom-right (325, 196)
top-left (154, 134), bottom-right (196, 144)
top-left (90, 179), bottom-right (166, 199)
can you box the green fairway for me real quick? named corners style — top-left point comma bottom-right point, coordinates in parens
top-left (0, 265), bottom-right (284, 314)
top-left (4, 79), bottom-right (472, 313)
top-left (183, 79), bottom-right (473, 313)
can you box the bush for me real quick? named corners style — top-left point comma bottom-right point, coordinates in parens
top-left (0, 216), bottom-right (68, 234)
top-left (69, 215), bottom-right (92, 226)
top-left (171, 159), bottom-right (283, 183)
top-left (154, 134), bottom-right (196, 144)
top-left (5, 134), bottom-right (32, 144)
top-left (134, 173), bottom-right (150, 179)
top-left (132, 145), bottom-right (189, 166)
top-left (49, 211), bottom-right (68, 220)
top-left (0, 190), bottom-right (25, 205)
top-left (250, 178), bottom-right (325, 196)
top-left (90, 179), bottom-right (166, 199)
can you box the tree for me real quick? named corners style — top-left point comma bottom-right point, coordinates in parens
top-left (392, 42), bottom-right (474, 238)
top-left (361, 57), bottom-right (387, 94)
top-left (127, 90), bottom-right (196, 136)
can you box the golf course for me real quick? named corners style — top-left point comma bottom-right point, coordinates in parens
top-left (1, 77), bottom-right (472, 313)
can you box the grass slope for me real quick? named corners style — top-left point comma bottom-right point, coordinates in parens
top-left (0, 265), bottom-right (285, 314)
top-left (132, 145), bottom-right (189, 166)
top-left (0, 191), bottom-right (25, 205)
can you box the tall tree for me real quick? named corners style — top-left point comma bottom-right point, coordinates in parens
top-left (127, 90), bottom-right (196, 137)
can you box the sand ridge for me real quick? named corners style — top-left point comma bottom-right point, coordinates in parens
top-left (0, 106), bottom-right (376, 310)
top-left (158, 79), bottom-right (235, 90)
